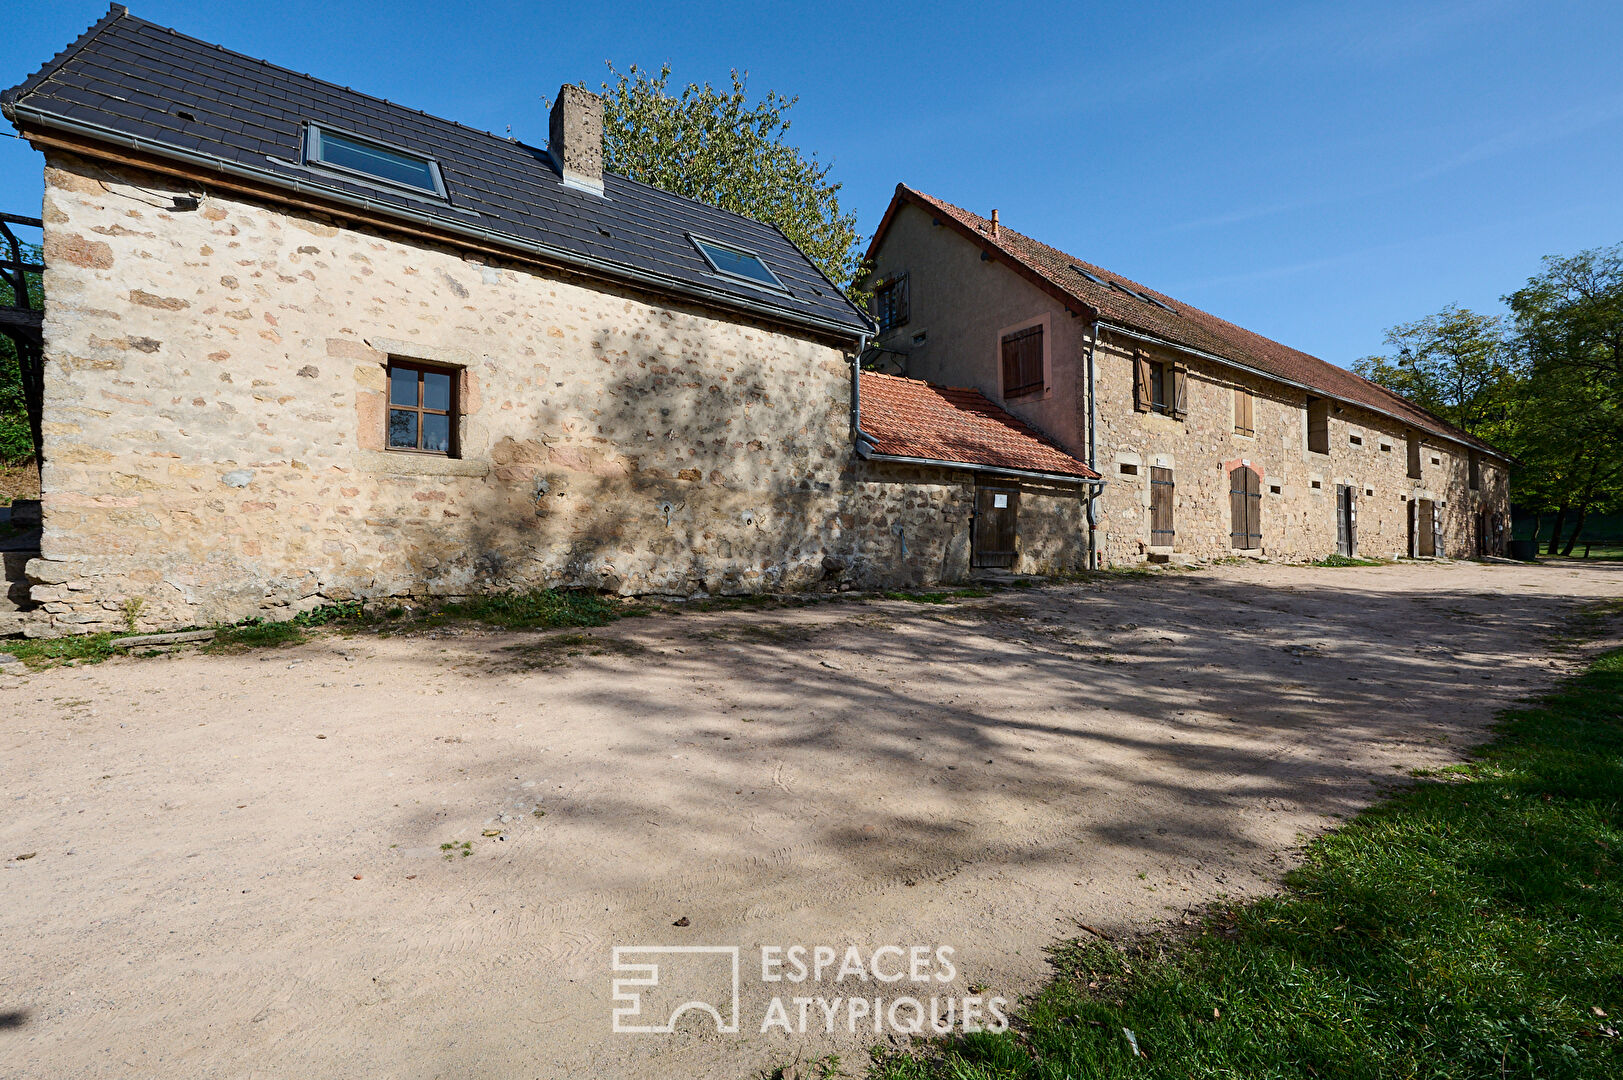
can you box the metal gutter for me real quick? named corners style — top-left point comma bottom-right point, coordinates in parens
top-left (855, 442), bottom-right (1103, 487)
top-left (1094, 320), bottom-right (1511, 463)
top-left (7, 104), bottom-right (872, 345)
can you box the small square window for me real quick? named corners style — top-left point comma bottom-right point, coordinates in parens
top-left (1119, 462), bottom-right (1139, 475)
top-left (1269, 483), bottom-right (1282, 495)
top-left (1349, 433), bottom-right (1363, 446)
top-left (306, 124), bottom-right (445, 197)
top-left (387, 360), bottom-right (458, 455)
top-left (1311, 479), bottom-right (1322, 490)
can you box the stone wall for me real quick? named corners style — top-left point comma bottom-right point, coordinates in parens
top-left (1091, 336), bottom-right (1511, 565)
top-left (24, 154), bottom-right (1043, 635)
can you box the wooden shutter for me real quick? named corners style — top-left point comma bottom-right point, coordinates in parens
top-left (1235, 388), bottom-right (1254, 435)
top-left (1150, 467), bottom-right (1175, 546)
top-left (1171, 363), bottom-right (1188, 420)
top-left (1133, 352), bottom-right (1150, 412)
top-left (1230, 467), bottom-right (1261, 549)
top-left (1001, 326), bottom-right (1043, 397)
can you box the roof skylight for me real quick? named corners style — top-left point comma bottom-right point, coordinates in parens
top-left (690, 235), bottom-right (785, 290)
top-left (1070, 264), bottom-right (1105, 285)
top-left (305, 124), bottom-right (446, 197)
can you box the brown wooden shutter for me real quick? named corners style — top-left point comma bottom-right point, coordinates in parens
top-left (1171, 363), bottom-right (1188, 420)
top-left (1133, 352), bottom-right (1150, 412)
top-left (1001, 326), bottom-right (1043, 397)
top-left (1235, 388), bottom-right (1254, 435)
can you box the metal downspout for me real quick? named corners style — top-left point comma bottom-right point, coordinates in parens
top-left (1087, 318), bottom-right (1101, 570)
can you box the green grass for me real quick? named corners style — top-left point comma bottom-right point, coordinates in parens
top-left (879, 588), bottom-right (994, 604)
top-left (870, 649), bottom-right (1623, 1080)
top-left (1312, 553), bottom-right (1387, 567)
top-left (0, 632), bottom-right (120, 668)
top-left (435, 588), bottom-right (622, 628)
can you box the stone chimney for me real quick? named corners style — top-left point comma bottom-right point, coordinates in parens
top-left (991, 209), bottom-right (999, 239)
top-left (549, 84), bottom-right (604, 196)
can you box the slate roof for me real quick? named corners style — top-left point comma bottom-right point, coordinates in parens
top-left (858, 371), bottom-right (1100, 481)
top-left (871, 185), bottom-right (1508, 460)
top-left (2, 5), bottom-right (871, 340)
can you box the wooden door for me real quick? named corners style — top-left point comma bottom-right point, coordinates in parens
top-left (1230, 466), bottom-right (1261, 549)
top-left (1414, 498), bottom-right (1437, 556)
top-left (1336, 485), bottom-right (1357, 556)
top-left (973, 485), bottom-right (1019, 568)
top-left (1149, 467), bottom-right (1174, 547)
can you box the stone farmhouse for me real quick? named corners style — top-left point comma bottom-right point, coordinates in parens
top-left (863, 186), bottom-right (1512, 567)
top-left (1, 6), bottom-right (1102, 637)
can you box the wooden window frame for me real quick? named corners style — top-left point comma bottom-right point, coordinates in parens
top-left (1133, 353), bottom-right (1186, 419)
top-left (386, 359), bottom-right (460, 457)
top-left (999, 320), bottom-right (1047, 400)
top-left (873, 273), bottom-right (909, 333)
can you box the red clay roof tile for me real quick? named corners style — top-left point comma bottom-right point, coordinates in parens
top-left (858, 370), bottom-right (1099, 480)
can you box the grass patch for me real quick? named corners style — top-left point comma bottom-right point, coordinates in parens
top-left (435, 589), bottom-right (621, 629)
top-left (499, 631), bottom-right (647, 669)
top-left (1312, 553), bottom-right (1387, 567)
top-left (870, 648), bottom-right (1623, 1080)
top-left (879, 588), bottom-right (994, 604)
top-left (0, 632), bottom-right (119, 669)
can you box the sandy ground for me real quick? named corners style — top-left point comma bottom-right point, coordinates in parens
top-left (2, 559), bottom-right (1621, 1079)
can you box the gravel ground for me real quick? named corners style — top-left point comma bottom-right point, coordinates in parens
top-left (2, 558), bottom-right (1620, 1079)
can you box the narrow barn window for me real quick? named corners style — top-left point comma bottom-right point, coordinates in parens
top-left (1306, 397), bottom-right (1330, 454)
top-left (387, 360), bottom-right (458, 455)
top-left (1468, 452), bottom-right (1481, 491)
top-left (873, 273), bottom-right (909, 332)
top-left (1349, 433), bottom-right (1363, 447)
top-left (1119, 462), bottom-right (1139, 475)
top-left (1001, 324), bottom-right (1045, 398)
top-left (1407, 432), bottom-right (1422, 479)
top-left (305, 124), bottom-right (445, 196)
top-left (1149, 362), bottom-right (1166, 412)
top-left (1234, 387), bottom-right (1255, 436)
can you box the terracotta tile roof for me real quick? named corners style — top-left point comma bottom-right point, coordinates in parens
top-left (858, 371), bottom-right (1100, 480)
top-left (873, 186), bottom-right (1507, 460)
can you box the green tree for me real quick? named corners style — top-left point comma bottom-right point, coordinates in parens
top-left (0, 239), bottom-right (42, 464)
top-left (1505, 244), bottom-right (1623, 553)
top-left (588, 64), bottom-right (864, 293)
top-left (1352, 304), bottom-right (1513, 439)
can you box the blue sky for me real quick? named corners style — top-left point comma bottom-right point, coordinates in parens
top-left (3, 1), bottom-right (1620, 365)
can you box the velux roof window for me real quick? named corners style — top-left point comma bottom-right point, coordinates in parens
top-left (690, 235), bottom-right (784, 290)
top-left (305, 124), bottom-right (446, 197)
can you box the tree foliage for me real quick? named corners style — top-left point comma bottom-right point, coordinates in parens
top-left (1352, 304), bottom-right (1513, 439)
top-left (0, 240), bottom-right (42, 464)
top-left (589, 64), bottom-right (864, 293)
top-left (1355, 244), bottom-right (1623, 553)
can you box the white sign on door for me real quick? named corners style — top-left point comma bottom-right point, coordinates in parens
top-left (993, 493), bottom-right (1008, 508)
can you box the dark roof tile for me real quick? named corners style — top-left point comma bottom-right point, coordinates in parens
top-left (6, 5), bottom-right (871, 339)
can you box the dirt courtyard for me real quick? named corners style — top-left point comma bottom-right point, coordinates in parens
top-left (3, 559), bottom-right (1620, 1079)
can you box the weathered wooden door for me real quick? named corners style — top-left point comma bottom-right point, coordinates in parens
top-left (1149, 467), bottom-right (1174, 547)
top-left (1413, 498), bottom-right (1437, 556)
top-left (1336, 485), bottom-right (1357, 556)
top-left (973, 485), bottom-right (1019, 568)
top-left (1229, 466), bottom-right (1261, 549)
